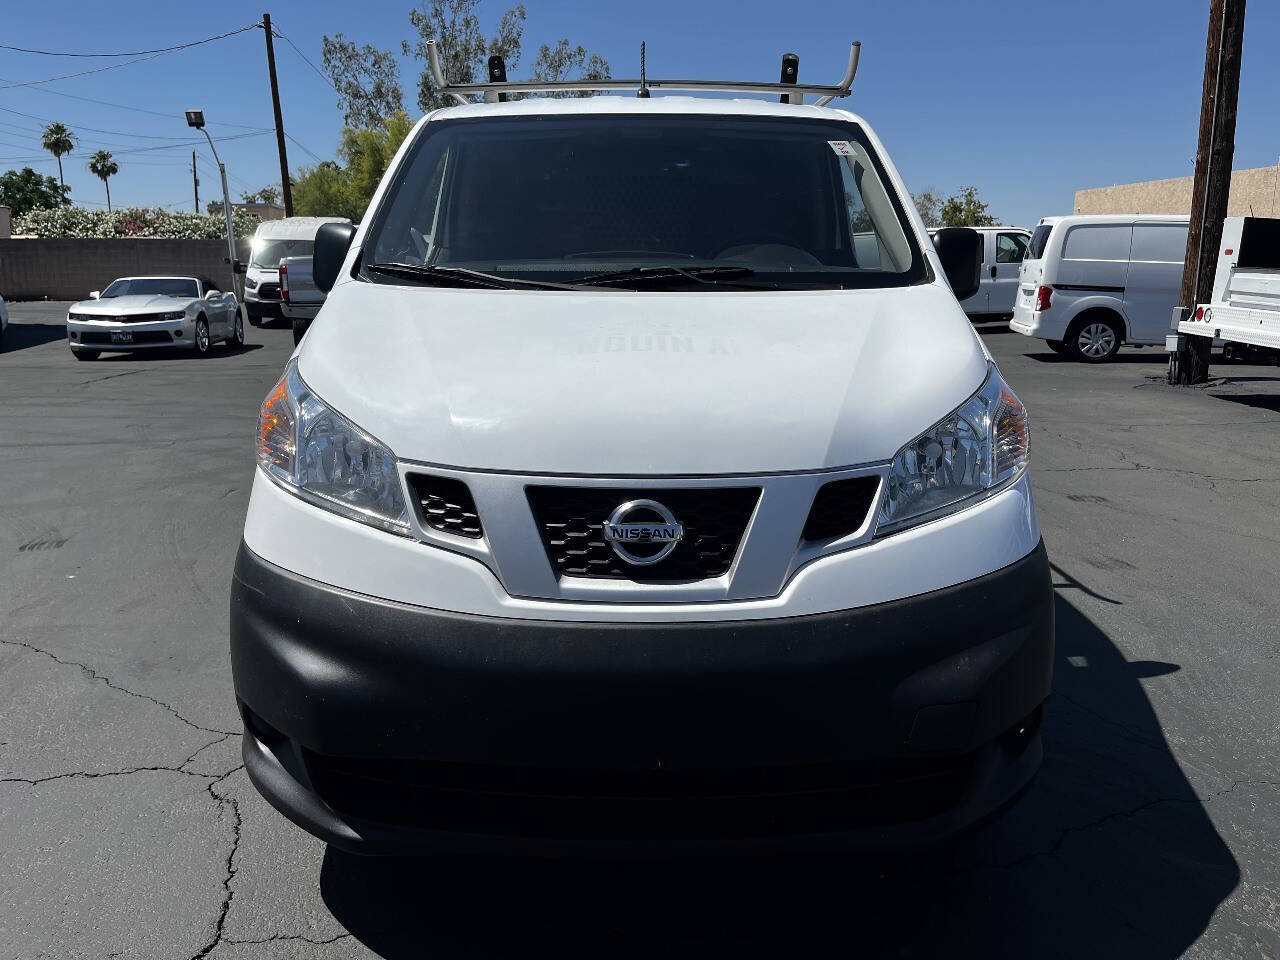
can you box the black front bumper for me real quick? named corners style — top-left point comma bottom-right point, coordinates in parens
top-left (231, 541), bottom-right (1053, 854)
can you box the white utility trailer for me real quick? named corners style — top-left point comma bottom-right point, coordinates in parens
top-left (1173, 216), bottom-right (1280, 362)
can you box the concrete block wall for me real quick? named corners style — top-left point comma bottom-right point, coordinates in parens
top-left (0, 237), bottom-right (252, 300)
top-left (1074, 163), bottom-right (1280, 218)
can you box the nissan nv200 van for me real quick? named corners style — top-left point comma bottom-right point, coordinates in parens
top-left (231, 65), bottom-right (1052, 853)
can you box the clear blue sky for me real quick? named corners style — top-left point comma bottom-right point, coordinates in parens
top-left (1, 0), bottom-right (1277, 227)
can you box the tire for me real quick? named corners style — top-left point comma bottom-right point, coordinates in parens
top-left (1070, 315), bottom-right (1122, 363)
top-left (72, 348), bottom-right (99, 361)
top-left (291, 317), bottom-right (310, 346)
top-left (248, 313), bottom-right (262, 327)
top-left (194, 316), bottom-right (211, 356)
top-left (1046, 339), bottom-right (1071, 356)
top-left (229, 309), bottom-right (245, 348)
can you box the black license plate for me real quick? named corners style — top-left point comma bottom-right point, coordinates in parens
top-left (110, 330), bottom-right (134, 344)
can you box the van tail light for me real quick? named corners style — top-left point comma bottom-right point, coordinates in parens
top-left (1195, 306), bottom-right (1204, 320)
top-left (279, 263), bottom-right (290, 303)
top-left (1035, 285), bottom-right (1052, 312)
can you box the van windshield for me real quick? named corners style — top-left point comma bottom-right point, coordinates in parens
top-left (251, 238), bottom-right (314, 269)
top-left (361, 114), bottom-right (926, 291)
top-left (1028, 224), bottom-right (1054, 260)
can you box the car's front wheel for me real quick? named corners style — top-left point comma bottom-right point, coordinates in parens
top-left (194, 316), bottom-right (211, 356)
top-left (229, 310), bottom-right (245, 348)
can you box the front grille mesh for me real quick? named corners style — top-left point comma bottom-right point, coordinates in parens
top-left (526, 486), bottom-right (759, 581)
top-left (408, 474), bottom-right (483, 539)
top-left (256, 283), bottom-right (281, 300)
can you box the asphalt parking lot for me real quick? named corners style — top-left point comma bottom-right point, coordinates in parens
top-left (1, 301), bottom-right (1278, 959)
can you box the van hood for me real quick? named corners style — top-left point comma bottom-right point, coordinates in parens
top-left (298, 281), bottom-right (988, 475)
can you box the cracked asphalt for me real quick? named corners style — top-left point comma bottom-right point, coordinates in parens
top-left (2, 301), bottom-right (1278, 958)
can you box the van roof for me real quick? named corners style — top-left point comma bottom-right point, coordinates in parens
top-left (430, 95), bottom-right (862, 125)
top-left (1043, 214), bottom-right (1190, 226)
top-left (252, 216), bottom-right (350, 241)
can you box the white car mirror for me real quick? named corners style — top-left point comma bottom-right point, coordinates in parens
top-left (207, 289), bottom-right (221, 299)
top-left (89, 290), bottom-right (100, 300)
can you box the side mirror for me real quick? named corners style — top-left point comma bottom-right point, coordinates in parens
top-left (207, 289), bottom-right (221, 299)
top-left (89, 290), bottom-right (100, 300)
top-left (232, 260), bottom-right (246, 274)
top-left (314, 221), bottom-right (358, 293)
top-left (932, 227), bottom-right (983, 302)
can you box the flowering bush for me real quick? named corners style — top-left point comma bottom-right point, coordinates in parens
top-left (14, 206), bottom-right (260, 240)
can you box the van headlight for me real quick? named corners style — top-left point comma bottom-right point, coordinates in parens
top-left (876, 365), bottom-right (1028, 535)
top-left (257, 359), bottom-right (410, 535)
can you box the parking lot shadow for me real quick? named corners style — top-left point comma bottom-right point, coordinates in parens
top-left (318, 594), bottom-right (1238, 958)
top-left (0, 322), bottom-right (67, 353)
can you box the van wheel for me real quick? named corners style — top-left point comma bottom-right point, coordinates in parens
top-left (1046, 339), bottom-right (1070, 356)
top-left (1070, 316), bottom-right (1122, 363)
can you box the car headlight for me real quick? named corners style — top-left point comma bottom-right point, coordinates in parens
top-left (257, 359), bottom-right (410, 535)
top-left (876, 364), bottom-right (1028, 536)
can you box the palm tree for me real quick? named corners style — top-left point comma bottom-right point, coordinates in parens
top-left (88, 150), bottom-right (119, 212)
top-left (41, 122), bottom-right (76, 193)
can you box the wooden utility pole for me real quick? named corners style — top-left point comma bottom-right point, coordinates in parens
top-left (262, 13), bottom-right (294, 217)
top-left (1170, 0), bottom-right (1247, 384)
top-left (192, 150), bottom-right (199, 213)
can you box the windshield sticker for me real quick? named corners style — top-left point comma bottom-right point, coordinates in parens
top-left (828, 140), bottom-right (856, 157)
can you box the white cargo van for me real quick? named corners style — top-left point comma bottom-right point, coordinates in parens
top-left (930, 226), bottom-right (1031, 318)
top-left (231, 46), bottom-right (1052, 854)
top-left (243, 217), bottom-right (348, 326)
top-left (1010, 214), bottom-right (1189, 361)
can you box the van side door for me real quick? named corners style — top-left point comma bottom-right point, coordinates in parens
top-left (991, 231), bottom-right (1029, 315)
top-left (1124, 222), bottom-right (1190, 344)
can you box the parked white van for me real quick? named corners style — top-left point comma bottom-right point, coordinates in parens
top-left (1009, 214), bottom-right (1189, 362)
top-left (243, 217), bottom-right (349, 326)
top-left (231, 52), bottom-right (1052, 854)
top-left (930, 226), bottom-right (1031, 318)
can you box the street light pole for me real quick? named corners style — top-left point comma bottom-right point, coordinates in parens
top-left (185, 110), bottom-right (241, 301)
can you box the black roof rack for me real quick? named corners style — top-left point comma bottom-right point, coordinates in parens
top-left (426, 41), bottom-right (861, 108)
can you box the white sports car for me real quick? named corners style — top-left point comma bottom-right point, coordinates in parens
top-left (66, 275), bottom-right (242, 360)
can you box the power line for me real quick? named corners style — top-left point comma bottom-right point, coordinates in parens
top-left (0, 23), bottom-right (262, 58)
top-left (284, 132), bottom-right (325, 164)
top-left (270, 27), bottom-right (336, 92)
top-left (0, 52), bottom-right (172, 91)
top-left (1, 85), bottom-right (277, 131)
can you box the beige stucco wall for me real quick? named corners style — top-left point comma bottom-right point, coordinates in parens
top-left (1075, 163), bottom-right (1280, 218)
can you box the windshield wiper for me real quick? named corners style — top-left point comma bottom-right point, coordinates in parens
top-left (365, 262), bottom-right (579, 291)
top-left (568, 265), bottom-right (762, 288)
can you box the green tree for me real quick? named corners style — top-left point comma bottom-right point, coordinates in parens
top-left (292, 111), bottom-right (415, 221)
top-left (292, 161), bottom-right (354, 220)
top-left (912, 187), bottom-right (942, 228)
top-left (322, 33), bottom-right (405, 128)
top-left (87, 150), bottom-right (119, 212)
top-left (241, 185), bottom-right (282, 206)
top-left (940, 185), bottom-right (996, 227)
top-left (404, 0), bottom-right (525, 112)
top-left (530, 39), bottom-right (610, 97)
top-left (0, 166), bottom-right (70, 217)
top-left (40, 122), bottom-right (76, 194)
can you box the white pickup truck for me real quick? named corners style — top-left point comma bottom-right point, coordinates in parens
top-left (279, 256), bottom-right (325, 345)
top-left (1176, 216), bottom-right (1280, 362)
